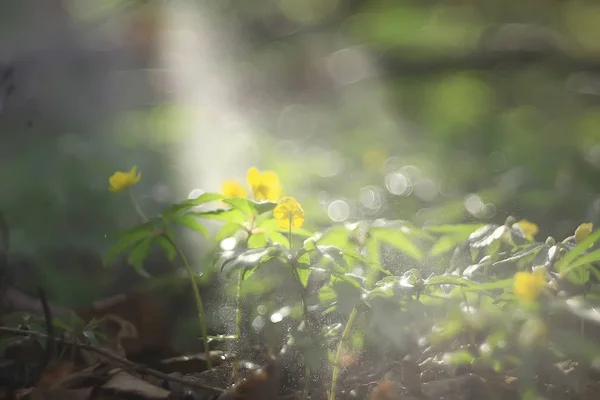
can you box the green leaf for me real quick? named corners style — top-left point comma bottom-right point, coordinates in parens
top-left (297, 265), bottom-right (311, 287)
top-left (220, 246), bottom-right (282, 277)
top-left (248, 232), bottom-right (267, 248)
top-left (253, 200), bottom-right (278, 215)
top-left (106, 221), bottom-right (156, 239)
top-left (259, 218), bottom-right (313, 237)
top-left (164, 193), bottom-right (224, 216)
top-left (556, 229), bottom-right (600, 273)
top-left (317, 226), bottom-right (351, 248)
top-left (463, 278), bottom-right (513, 293)
top-left (223, 198), bottom-right (258, 217)
top-left (561, 248), bottom-right (600, 275)
top-left (223, 197), bottom-right (277, 217)
top-left (370, 228), bottom-right (423, 262)
top-left (191, 208), bottom-right (246, 224)
top-left (265, 230), bottom-right (290, 248)
top-left (429, 231), bottom-right (476, 257)
top-left (172, 214), bottom-right (208, 237)
top-left (215, 222), bottom-right (244, 242)
top-left (443, 349), bottom-right (475, 365)
top-left (156, 236), bottom-right (177, 261)
top-left (207, 334), bottom-right (237, 343)
top-left (342, 248), bottom-right (390, 275)
top-left (317, 245), bottom-right (349, 270)
top-left (127, 237), bottom-right (153, 278)
top-left (425, 275), bottom-right (475, 287)
top-left (104, 228), bottom-right (155, 264)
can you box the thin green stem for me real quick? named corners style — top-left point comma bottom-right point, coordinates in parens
top-left (233, 216), bottom-right (255, 380)
top-left (288, 215), bottom-right (293, 250)
top-left (127, 189), bottom-right (210, 367)
top-left (289, 258), bottom-right (310, 400)
top-left (329, 306), bottom-right (359, 400)
top-left (166, 235), bottom-right (212, 369)
top-left (233, 269), bottom-right (244, 380)
top-left (128, 189), bottom-right (148, 222)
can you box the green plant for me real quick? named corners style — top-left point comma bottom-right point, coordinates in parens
top-left (105, 165), bottom-right (600, 399)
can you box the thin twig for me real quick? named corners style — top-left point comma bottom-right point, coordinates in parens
top-left (0, 326), bottom-right (225, 394)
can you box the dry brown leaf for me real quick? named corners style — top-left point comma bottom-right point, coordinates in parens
top-left (37, 361), bottom-right (76, 390)
top-left (101, 369), bottom-right (170, 399)
top-left (370, 379), bottom-right (398, 400)
top-left (217, 358), bottom-right (281, 400)
top-left (76, 292), bottom-right (172, 358)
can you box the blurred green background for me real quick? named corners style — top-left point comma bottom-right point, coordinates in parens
top-left (2, 0), bottom-right (600, 318)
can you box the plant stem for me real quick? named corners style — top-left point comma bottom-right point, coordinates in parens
top-left (233, 216), bottom-right (255, 380)
top-left (128, 189), bottom-right (148, 222)
top-left (289, 257), bottom-right (310, 400)
top-left (288, 219), bottom-right (310, 398)
top-left (166, 235), bottom-right (212, 369)
top-left (127, 189), bottom-right (210, 366)
top-left (233, 269), bottom-right (245, 380)
top-left (329, 306), bottom-right (359, 400)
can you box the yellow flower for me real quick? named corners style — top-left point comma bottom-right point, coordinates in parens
top-left (514, 270), bottom-right (546, 303)
top-left (575, 223), bottom-right (593, 243)
top-left (515, 219), bottom-right (539, 240)
top-left (247, 167), bottom-right (282, 201)
top-left (273, 197), bottom-right (305, 229)
top-left (109, 166), bottom-right (141, 192)
top-left (221, 180), bottom-right (248, 198)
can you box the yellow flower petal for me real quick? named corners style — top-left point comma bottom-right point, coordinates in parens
top-left (246, 167), bottom-right (283, 201)
top-left (109, 166), bottom-right (141, 192)
top-left (575, 223), bottom-right (594, 244)
top-left (261, 171), bottom-right (279, 185)
top-left (273, 196), bottom-right (304, 229)
top-left (514, 270), bottom-right (546, 303)
top-left (247, 167), bottom-right (261, 187)
top-left (515, 219), bottom-right (539, 240)
top-left (221, 180), bottom-right (248, 198)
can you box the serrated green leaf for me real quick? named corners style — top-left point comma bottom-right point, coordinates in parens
top-left (429, 230), bottom-right (477, 257)
top-left (316, 226), bottom-right (351, 248)
top-left (265, 230), bottom-right (290, 247)
top-left (259, 218), bottom-right (313, 237)
top-left (163, 193), bottom-right (224, 216)
top-left (156, 235), bottom-right (177, 261)
top-left (317, 245), bottom-right (349, 270)
top-left (106, 221), bottom-right (157, 239)
top-left (220, 246), bottom-right (282, 277)
top-left (342, 248), bottom-right (390, 275)
top-left (105, 228), bottom-right (155, 264)
top-left (215, 222), bottom-right (244, 242)
top-left (248, 232), bottom-right (267, 248)
top-left (462, 278), bottom-right (513, 293)
top-left (370, 228), bottom-right (423, 262)
top-left (223, 198), bottom-right (256, 217)
top-left (557, 229), bottom-right (600, 273)
top-left (127, 237), bottom-right (153, 278)
top-left (296, 265), bottom-right (311, 287)
top-left (190, 208), bottom-right (246, 224)
top-left (425, 275), bottom-right (475, 287)
top-left (172, 214), bottom-right (208, 237)
top-left (254, 200), bottom-right (278, 215)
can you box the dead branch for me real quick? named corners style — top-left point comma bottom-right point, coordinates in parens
top-left (0, 326), bottom-right (225, 395)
